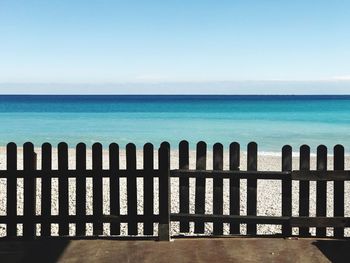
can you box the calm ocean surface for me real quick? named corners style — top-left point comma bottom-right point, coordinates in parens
top-left (0, 95), bottom-right (350, 153)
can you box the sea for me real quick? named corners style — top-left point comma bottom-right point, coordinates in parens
top-left (0, 95), bottom-right (350, 153)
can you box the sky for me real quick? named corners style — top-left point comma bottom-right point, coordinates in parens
top-left (0, 0), bottom-right (350, 94)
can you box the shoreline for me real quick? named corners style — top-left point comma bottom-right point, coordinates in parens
top-left (0, 142), bottom-right (348, 156)
top-left (1, 146), bottom-right (350, 171)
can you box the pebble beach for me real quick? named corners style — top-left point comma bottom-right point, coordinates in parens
top-left (1, 146), bottom-right (350, 237)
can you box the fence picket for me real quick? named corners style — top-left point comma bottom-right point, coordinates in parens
top-left (76, 143), bottom-right (87, 236)
top-left (158, 142), bottom-right (170, 241)
top-left (23, 142), bottom-right (36, 238)
top-left (334, 144), bottom-right (345, 238)
top-left (213, 143), bottom-right (223, 235)
top-left (229, 142), bottom-right (240, 235)
top-left (6, 143), bottom-right (17, 237)
top-left (282, 145), bottom-right (292, 236)
top-left (109, 143), bottom-right (120, 235)
top-left (92, 143), bottom-right (103, 235)
top-left (247, 142), bottom-right (257, 235)
top-left (41, 143), bottom-right (52, 236)
top-left (299, 145), bottom-right (310, 237)
top-left (179, 140), bottom-right (190, 233)
top-left (143, 143), bottom-right (154, 235)
top-left (316, 145), bottom-right (327, 237)
top-left (126, 143), bottom-right (137, 235)
top-left (58, 142), bottom-right (69, 236)
top-left (195, 141), bottom-right (207, 233)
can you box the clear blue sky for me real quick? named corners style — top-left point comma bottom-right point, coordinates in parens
top-left (0, 0), bottom-right (350, 93)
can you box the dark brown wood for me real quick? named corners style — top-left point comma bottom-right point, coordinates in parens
top-left (173, 169), bottom-right (350, 181)
top-left (6, 143), bottom-right (17, 237)
top-left (126, 143), bottom-right (137, 235)
top-left (160, 142), bottom-right (170, 149)
top-left (10, 169), bottom-right (350, 180)
top-left (92, 143), bottom-right (103, 235)
top-left (0, 169), bottom-right (292, 179)
top-left (76, 143), bottom-right (87, 236)
top-left (171, 214), bottom-right (288, 225)
top-left (158, 142), bottom-right (170, 241)
top-left (12, 168), bottom-right (350, 180)
top-left (291, 171), bottom-right (350, 181)
top-left (0, 214), bottom-right (161, 224)
top-left (7, 213), bottom-right (348, 228)
top-left (195, 141), bottom-right (206, 233)
top-left (0, 214), bottom-right (312, 226)
top-left (290, 217), bottom-right (350, 228)
top-left (334, 144), bottom-right (345, 238)
top-left (299, 144), bottom-right (310, 237)
top-left (316, 145), bottom-right (327, 237)
top-left (109, 143), bottom-right (120, 235)
top-left (41, 143), bottom-right (52, 236)
top-left (247, 142), bottom-right (257, 235)
top-left (143, 143), bottom-right (154, 235)
top-left (171, 214), bottom-right (350, 228)
top-left (23, 142), bottom-right (36, 238)
top-left (282, 145), bottom-right (292, 236)
top-left (147, 169), bottom-right (350, 180)
top-left (179, 140), bottom-right (189, 233)
top-left (172, 170), bottom-right (289, 179)
top-left (229, 142), bottom-right (240, 234)
top-left (103, 214), bottom-right (159, 223)
top-left (58, 142), bottom-right (69, 236)
top-left (213, 143), bottom-right (223, 235)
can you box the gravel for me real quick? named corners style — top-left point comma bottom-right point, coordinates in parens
top-left (1, 147), bottom-right (350, 237)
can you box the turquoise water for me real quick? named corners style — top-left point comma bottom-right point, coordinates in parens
top-left (0, 95), bottom-right (350, 152)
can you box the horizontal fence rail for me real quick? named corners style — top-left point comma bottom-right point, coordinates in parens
top-left (0, 141), bottom-right (349, 240)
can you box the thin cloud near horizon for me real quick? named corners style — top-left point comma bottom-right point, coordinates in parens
top-left (0, 80), bottom-right (350, 95)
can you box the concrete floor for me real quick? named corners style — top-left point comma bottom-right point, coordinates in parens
top-left (0, 237), bottom-right (349, 263)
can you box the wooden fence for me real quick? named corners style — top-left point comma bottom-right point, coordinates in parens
top-left (0, 141), bottom-right (350, 240)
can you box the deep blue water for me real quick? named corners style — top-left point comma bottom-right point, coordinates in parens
top-left (0, 95), bottom-right (350, 152)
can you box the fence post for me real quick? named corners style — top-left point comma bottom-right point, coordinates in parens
top-left (109, 143), bottom-right (120, 235)
top-left (41, 143), bottom-right (52, 237)
top-left (282, 145), bottom-right (292, 236)
top-left (158, 142), bottom-right (170, 241)
top-left (194, 141), bottom-right (206, 233)
top-left (126, 143), bottom-right (137, 235)
top-left (179, 140), bottom-right (190, 233)
top-left (144, 143), bottom-right (155, 235)
top-left (23, 142), bottom-right (37, 238)
top-left (334, 144), bottom-right (345, 238)
top-left (213, 143), bottom-right (224, 235)
top-left (247, 142), bottom-right (257, 235)
top-left (92, 143), bottom-right (103, 235)
top-left (7, 143), bottom-right (17, 237)
top-left (229, 142), bottom-right (240, 235)
top-left (299, 145), bottom-right (310, 237)
top-left (58, 142), bottom-right (69, 236)
top-left (316, 145), bottom-right (327, 237)
top-left (76, 143), bottom-right (87, 236)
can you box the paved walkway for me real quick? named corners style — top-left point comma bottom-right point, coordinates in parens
top-left (0, 237), bottom-right (349, 263)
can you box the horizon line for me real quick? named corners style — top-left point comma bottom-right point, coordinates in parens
top-left (1, 79), bottom-right (350, 84)
top-left (1, 94), bottom-right (350, 96)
